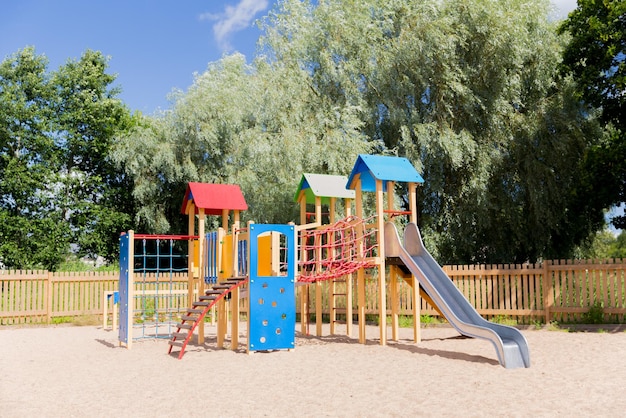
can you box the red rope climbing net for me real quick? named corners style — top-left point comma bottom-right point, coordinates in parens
top-left (297, 215), bottom-right (378, 283)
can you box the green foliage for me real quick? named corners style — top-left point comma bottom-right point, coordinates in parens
top-left (558, 0), bottom-right (625, 131)
top-left (257, 0), bottom-right (605, 263)
top-left (490, 316), bottom-right (518, 326)
top-left (0, 47), bottom-right (134, 270)
top-left (4, 1), bottom-right (619, 268)
top-left (419, 314), bottom-right (443, 326)
top-left (582, 301), bottom-right (605, 325)
top-left (575, 229), bottom-right (626, 259)
top-left (57, 257), bottom-right (118, 272)
top-left (114, 52), bottom-right (371, 232)
top-left (558, 0), bottom-right (626, 229)
top-left (611, 231), bottom-right (626, 258)
top-left (110, 0), bottom-right (612, 265)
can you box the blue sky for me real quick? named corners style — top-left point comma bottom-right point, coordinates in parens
top-left (1, 1), bottom-right (578, 114)
top-left (1, 0), bottom-right (275, 113)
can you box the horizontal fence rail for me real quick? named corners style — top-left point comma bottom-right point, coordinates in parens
top-left (1, 258), bottom-right (625, 326)
top-left (0, 271), bottom-right (118, 325)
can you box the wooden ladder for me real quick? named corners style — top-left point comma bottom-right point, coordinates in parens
top-left (167, 276), bottom-right (247, 359)
top-left (329, 276), bottom-right (347, 334)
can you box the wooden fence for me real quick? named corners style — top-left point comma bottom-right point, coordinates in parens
top-left (2, 258), bottom-right (625, 326)
top-left (0, 271), bottom-right (118, 325)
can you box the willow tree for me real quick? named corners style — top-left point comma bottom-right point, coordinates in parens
top-left (118, 0), bottom-right (603, 263)
top-left (259, 0), bottom-right (603, 263)
top-left (114, 52), bottom-right (371, 232)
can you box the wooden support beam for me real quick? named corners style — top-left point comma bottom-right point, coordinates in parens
top-left (197, 207), bottom-right (206, 344)
top-left (390, 265), bottom-right (399, 341)
top-left (408, 182), bottom-right (417, 224)
top-left (375, 179), bottom-right (386, 346)
top-left (346, 273), bottom-right (353, 337)
top-left (231, 286), bottom-right (240, 350)
top-left (187, 204), bottom-right (196, 309)
top-left (412, 276), bottom-right (421, 343)
top-left (357, 268), bottom-right (366, 344)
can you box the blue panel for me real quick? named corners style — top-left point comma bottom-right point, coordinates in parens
top-left (205, 231), bottom-right (218, 284)
top-left (238, 239), bottom-right (248, 277)
top-left (118, 232), bottom-right (130, 344)
top-left (248, 224), bottom-right (296, 352)
top-left (346, 154), bottom-right (425, 192)
top-left (248, 276), bottom-right (295, 351)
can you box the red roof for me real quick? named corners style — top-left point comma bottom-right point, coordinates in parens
top-left (181, 182), bottom-right (248, 215)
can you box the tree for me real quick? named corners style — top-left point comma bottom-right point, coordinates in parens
top-left (0, 47), bottom-right (69, 269)
top-left (117, 0), bottom-right (605, 264)
top-left (114, 53), bottom-right (371, 232)
top-left (559, 0), bottom-right (626, 229)
top-left (51, 50), bottom-right (135, 261)
top-left (259, 0), bottom-right (604, 263)
top-left (0, 48), bottom-right (133, 270)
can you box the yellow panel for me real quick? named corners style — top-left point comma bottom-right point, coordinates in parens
top-left (221, 235), bottom-right (233, 280)
top-left (257, 234), bottom-right (272, 276)
top-left (193, 239), bottom-right (200, 265)
top-left (190, 239), bottom-right (200, 278)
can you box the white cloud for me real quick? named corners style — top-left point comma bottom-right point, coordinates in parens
top-left (200, 0), bottom-right (269, 51)
top-left (550, 0), bottom-right (578, 19)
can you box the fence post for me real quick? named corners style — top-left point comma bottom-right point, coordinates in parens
top-left (543, 261), bottom-right (553, 324)
top-left (46, 271), bottom-right (52, 325)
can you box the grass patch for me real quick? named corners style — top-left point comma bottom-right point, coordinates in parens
top-left (50, 316), bottom-right (73, 325)
top-left (490, 315), bottom-right (518, 326)
top-left (546, 320), bottom-right (570, 332)
top-left (50, 315), bottom-right (101, 326)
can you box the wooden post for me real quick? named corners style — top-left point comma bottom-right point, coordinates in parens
top-left (387, 181), bottom-right (395, 217)
top-left (543, 260), bottom-right (553, 324)
top-left (231, 285), bottom-right (240, 350)
top-left (390, 265), bottom-right (399, 341)
top-left (408, 182), bottom-right (417, 224)
top-left (187, 204), bottom-right (196, 309)
top-left (329, 198), bottom-right (336, 335)
top-left (408, 181), bottom-right (419, 341)
top-left (314, 196), bottom-right (323, 336)
top-left (344, 197), bottom-right (353, 337)
top-left (357, 268), bottom-right (366, 344)
top-left (197, 207), bottom-right (206, 344)
top-left (46, 271), bottom-right (52, 325)
top-left (411, 275), bottom-right (420, 343)
top-left (217, 298), bottom-right (226, 348)
top-left (229, 210), bottom-right (241, 351)
top-left (299, 199), bottom-right (308, 334)
top-left (355, 180), bottom-right (366, 344)
top-left (315, 240), bottom-right (323, 337)
top-left (375, 179), bottom-right (386, 345)
top-left (346, 273), bottom-right (353, 337)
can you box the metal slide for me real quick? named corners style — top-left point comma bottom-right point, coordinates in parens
top-left (384, 222), bottom-right (530, 369)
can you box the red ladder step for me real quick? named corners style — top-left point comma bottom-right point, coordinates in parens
top-left (167, 277), bottom-right (248, 359)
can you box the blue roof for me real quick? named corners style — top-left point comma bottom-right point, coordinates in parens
top-left (346, 154), bottom-right (424, 192)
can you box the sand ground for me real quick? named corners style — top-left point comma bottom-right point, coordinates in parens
top-left (1, 323), bottom-right (626, 417)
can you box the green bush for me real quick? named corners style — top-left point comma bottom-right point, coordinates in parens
top-left (582, 301), bottom-right (605, 324)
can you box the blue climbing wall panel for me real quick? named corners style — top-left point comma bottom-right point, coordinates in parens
top-left (248, 224), bottom-right (296, 352)
top-left (118, 232), bottom-right (130, 346)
